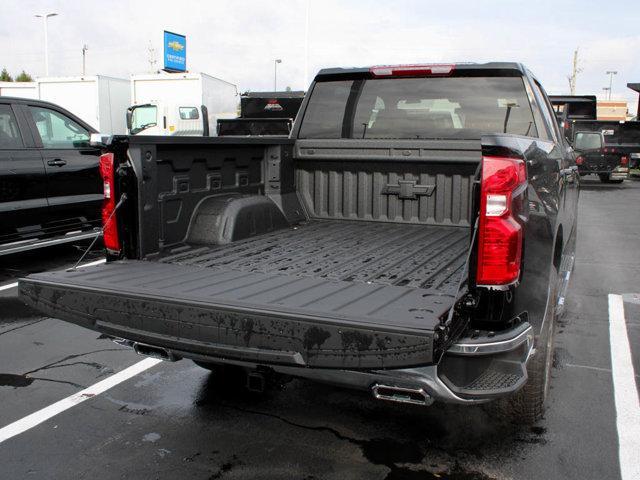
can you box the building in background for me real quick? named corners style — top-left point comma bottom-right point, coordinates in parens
top-left (597, 100), bottom-right (628, 121)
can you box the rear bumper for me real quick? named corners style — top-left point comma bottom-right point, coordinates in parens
top-left (578, 165), bottom-right (629, 177)
top-left (116, 322), bottom-right (534, 405)
top-left (610, 168), bottom-right (629, 180)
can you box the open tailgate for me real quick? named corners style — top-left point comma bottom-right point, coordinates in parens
top-left (18, 260), bottom-right (454, 370)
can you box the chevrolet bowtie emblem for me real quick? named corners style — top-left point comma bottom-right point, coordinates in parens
top-left (381, 180), bottom-right (436, 200)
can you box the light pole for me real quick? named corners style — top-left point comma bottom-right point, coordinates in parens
top-left (605, 70), bottom-right (617, 100)
top-left (82, 44), bottom-right (88, 76)
top-left (274, 59), bottom-right (282, 91)
top-left (35, 12), bottom-right (58, 76)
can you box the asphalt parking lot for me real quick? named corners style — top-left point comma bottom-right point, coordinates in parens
top-left (0, 177), bottom-right (638, 480)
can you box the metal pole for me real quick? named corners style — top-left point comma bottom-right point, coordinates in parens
top-left (569, 49), bottom-right (578, 95)
top-left (304, 0), bottom-right (310, 89)
top-left (43, 16), bottom-right (49, 76)
top-left (82, 44), bottom-right (88, 76)
top-left (274, 59), bottom-right (282, 91)
top-left (35, 13), bottom-right (57, 76)
top-left (606, 71), bottom-right (618, 101)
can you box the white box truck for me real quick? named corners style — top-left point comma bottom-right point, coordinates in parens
top-left (37, 76), bottom-right (130, 134)
top-left (0, 81), bottom-right (39, 99)
top-left (128, 72), bottom-right (238, 136)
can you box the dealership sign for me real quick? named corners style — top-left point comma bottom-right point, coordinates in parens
top-left (163, 31), bottom-right (186, 72)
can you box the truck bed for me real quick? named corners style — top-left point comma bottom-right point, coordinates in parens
top-left (160, 220), bottom-right (468, 291)
top-left (20, 220), bottom-right (470, 370)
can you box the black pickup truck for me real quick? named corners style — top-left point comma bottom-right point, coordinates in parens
top-left (0, 97), bottom-right (102, 256)
top-left (570, 120), bottom-right (640, 175)
top-left (20, 63), bottom-right (579, 424)
top-left (572, 130), bottom-right (630, 183)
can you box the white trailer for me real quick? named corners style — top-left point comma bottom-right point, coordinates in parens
top-left (129, 72), bottom-right (238, 136)
top-left (0, 81), bottom-right (39, 99)
top-left (36, 76), bottom-right (130, 134)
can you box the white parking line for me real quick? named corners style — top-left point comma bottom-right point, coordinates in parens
top-left (0, 282), bottom-right (18, 292)
top-left (0, 357), bottom-right (162, 444)
top-left (0, 258), bottom-right (106, 292)
top-left (608, 294), bottom-right (640, 480)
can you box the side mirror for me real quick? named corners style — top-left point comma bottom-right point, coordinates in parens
top-left (126, 107), bottom-right (133, 133)
top-left (201, 104), bottom-right (209, 137)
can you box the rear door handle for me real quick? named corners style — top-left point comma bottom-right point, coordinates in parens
top-left (47, 159), bottom-right (67, 167)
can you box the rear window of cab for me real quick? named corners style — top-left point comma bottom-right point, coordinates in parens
top-left (299, 77), bottom-right (538, 140)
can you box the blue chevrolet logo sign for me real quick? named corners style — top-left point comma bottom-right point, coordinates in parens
top-left (163, 31), bottom-right (186, 72)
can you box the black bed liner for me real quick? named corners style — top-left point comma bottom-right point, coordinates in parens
top-left (20, 220), bottom-right (470, 369)
top-left (161, 220), bottom-right (469, 289)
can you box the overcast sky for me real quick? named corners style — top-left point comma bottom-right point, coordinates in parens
top-left (1, 0), bottom-right (638, 113)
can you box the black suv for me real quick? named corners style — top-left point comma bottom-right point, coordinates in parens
top-left (0, 97), bottom-right (102, 255)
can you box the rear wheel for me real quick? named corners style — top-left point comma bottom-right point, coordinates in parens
top-left (497, 272), bottom-right (558, 424)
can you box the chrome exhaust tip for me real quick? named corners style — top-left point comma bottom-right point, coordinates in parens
top-left (132, 342), bottom-right (179, 362)
top-left (372, 384), bottom-right (432, 406)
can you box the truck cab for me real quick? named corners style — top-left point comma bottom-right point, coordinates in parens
top-left (127, 102), bottom-right (219, 136)
top-left (128, 72), bottom-right (239, 137)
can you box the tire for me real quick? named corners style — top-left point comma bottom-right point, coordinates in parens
top-left (496, 272), bottom-right (559, 424)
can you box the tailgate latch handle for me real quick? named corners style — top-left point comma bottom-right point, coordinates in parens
top-left (382, 180), bottom-right (436, 200)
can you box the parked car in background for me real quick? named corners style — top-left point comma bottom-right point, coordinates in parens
top-left (21, 62), bottom-right (578, 424)
top-left (0, 97), bottom-right (101, 255)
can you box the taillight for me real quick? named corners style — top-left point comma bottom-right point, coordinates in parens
top-left (99, 153), bottom-right (120, 253)
top-left (476, 156), bottom-right (527, 286)
top-left (576, 156), bottom-right (584, 166)
top-left (620, 156), bottom-right (629, 166)
top-left (369, 64), bottom-right (455, 77)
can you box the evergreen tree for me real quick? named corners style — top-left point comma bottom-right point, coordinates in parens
top-left (0, 68), bottom-right (12, 82)
top-left (15, 70), bottom-right (33, 82)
